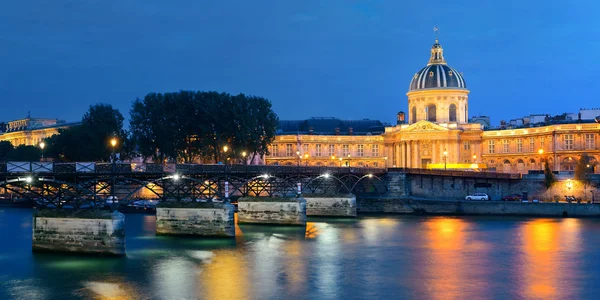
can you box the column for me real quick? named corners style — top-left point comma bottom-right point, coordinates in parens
top-left (432, 140), bottom-right (437, 164)
top-left (407, 141), bottom-right (412, 168)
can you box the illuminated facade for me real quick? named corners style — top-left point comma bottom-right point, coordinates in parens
top-left (265, 39), bottom-right (600, 174)
top-left (0, 118), bottom-right (79, 147)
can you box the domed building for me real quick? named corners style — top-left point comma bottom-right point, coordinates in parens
top-left (265, 38), bottom-right (600, 175)
top-left (407, 39), bottom-right (469, 124)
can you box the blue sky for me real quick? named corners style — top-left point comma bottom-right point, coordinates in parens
top-left (1, 0), bottom-right (598, 126)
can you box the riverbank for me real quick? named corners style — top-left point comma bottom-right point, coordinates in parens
top-left (357, 196), bottom-right (600, 217)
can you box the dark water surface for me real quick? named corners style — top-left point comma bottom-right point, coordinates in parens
top-left (2, 208), bottom-right (600, 299)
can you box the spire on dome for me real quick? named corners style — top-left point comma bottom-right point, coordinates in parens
top-left (428, 27), bottom-right (446, 65)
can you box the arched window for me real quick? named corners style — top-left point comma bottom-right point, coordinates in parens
top-left (517, 159), bottom-right (525, 173)
top-left (411, 106), bottom-right (417, 123)
top-left (449, 104), bottom-right (457, 122)
top-left (503, 160), bottom-right (511, 173)
top-left (426, 104), bottom-right (436, 122)
top-left (529, 158), bottom-right (536, 170)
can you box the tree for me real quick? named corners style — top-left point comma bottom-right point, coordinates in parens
top-left (130, 91), bottom-right (279, 164)
top-left (544, 161), bottom-right (556, 188)
top-left (6, 145), bottom-right (41, 161)
top-left (574, 154), bottom-right (593, 199)
top-left (45, 104), bottom-right (127, 162)
top-left (0, 141), bottom-right (14, 161)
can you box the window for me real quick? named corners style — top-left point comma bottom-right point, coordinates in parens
top-left (272, 144), bottom-right (279, 157)
top-left (426, 104), bottom-right (436, 122)
top-left (328, 144), bottom-right (335, 156)
top-left (342, 144), bottom-right (349, 156)
top-left (564, 134), bottom-right (574, 150)
top-left (286, 144), bottom-right (294, 157)
top-left (372, 144), bottom-right (379, 157)
top-left (357, 145), bottom-right (364, 157)
top-left (503, 139), bottom-right (509, 153)
top-left (463, 141), bottom-right (471, 151)
top-left (529, 137), bottom-right (535, 152)
top-left (316, 144), bottom-right (322, 157)
top-left (411, 106), bottom-right (417, 123)
top-left (540, 137), bottom-right (545, 149)
top-left (585, 134), bottom-right (595, 149)
top-left (488, 140), bottom-right (495, 154)
top-left (449, 104), bottom-right (457, 122)
top-left (516, 139), bottom-right (522, 153)
top-left (302, 144), bottom-right (308, 154)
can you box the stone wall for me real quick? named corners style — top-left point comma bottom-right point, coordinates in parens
top-left (238, 197), bottom-right (306, 225)
top-left (357, 197), bottom-right (600, 217)
top-left (405, 172), bottom-right (600, 202)
top-left (155, 203), bottom-right (235, 237)
top-left (32, 210), bottom-right (125, 256)
top-left (304, 194), bottom-right (357, 217)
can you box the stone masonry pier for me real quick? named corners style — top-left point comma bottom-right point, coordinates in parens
top-left (32, 210), bottom-right (125, 256)
top-left (304, 194), bottom-right (357, 217)
top-left (156, 202), bottom-right (235, 237)
top-left (237, 196), bottom-right (306, 225)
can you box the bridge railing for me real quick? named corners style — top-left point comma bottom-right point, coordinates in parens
top-left (0, 161), bottom-right (386, 176)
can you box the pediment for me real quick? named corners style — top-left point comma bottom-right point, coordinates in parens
top-left (402, 120), bottom-right (449, 132)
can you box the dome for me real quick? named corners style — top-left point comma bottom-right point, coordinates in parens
top-left (408, 40), bottom-right (467, 92)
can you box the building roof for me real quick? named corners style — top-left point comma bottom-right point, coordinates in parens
top-left (408, 40), bottom-right (467, 92)
top-left (277, 117), bottom-right (384, 135)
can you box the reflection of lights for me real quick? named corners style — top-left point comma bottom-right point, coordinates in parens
top-left (566, 179), bottom-right (573, 190)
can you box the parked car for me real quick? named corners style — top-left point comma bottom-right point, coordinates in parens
top-left (502, 194), bottom-right (523, 201)
top-left (465, 193), bottom-right (489, 201)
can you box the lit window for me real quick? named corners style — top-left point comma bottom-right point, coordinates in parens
top-left (286, 144), bottom-right (293, 157)
top-left (503, 139), bottom-right (509, 153)
top-left (272, 144), bottom-right (279, 157)
top-left (516, 139), bottom-right (522, 153)
top-left (328, 144), bottom-right (335, 156)
top-left (372, 144), bottom-right (379, 157)
top-left (488, 140), bottom-right (495, 154)
top-left (529, 137), bottom-right (535, 152)
top-left (357, 145), bottom-right (364, 157)
top-left (463, 141), bottom-right (471, 151)
top-left (342, 145), bottom-right (349, 156)
top-left (585, 134), bottom-right (595, 149)
top-left (564, 134), bottom-right (574, 150)
top-left (429, 71), bottom-right (434, 77)
top-left (316, 144), bottom-right (322, 157)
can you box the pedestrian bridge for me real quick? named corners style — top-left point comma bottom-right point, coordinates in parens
top-left (0, 162), bottom-right (388, 209)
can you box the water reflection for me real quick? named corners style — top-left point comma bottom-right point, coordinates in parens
top-left (518, 219), bottom-right (583, 299)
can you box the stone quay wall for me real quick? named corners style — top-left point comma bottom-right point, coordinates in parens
top-left (397, 172), bottom-right (600, 202)
top-left (156, 202), bottom-right (235, 237)
top-left (305, 194), bottom-right (357, 217)
top-left (357, 197), bottom-right (600, 217)
top-left (238, 197), bottom-right (306, 225)
top-left (32, 210), bottom-right (125, 256)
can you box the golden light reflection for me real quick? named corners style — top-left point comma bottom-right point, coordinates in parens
top-left (199, 250), bottom-right (249, 300)
top-left (83, 280), bottom-right (139, 300)
top-left (305, 222), bottom-right (320, 239)
top-left (422, 217), bottom-right (470, 299)
top-left (520, 219), bottom-right (561, 299)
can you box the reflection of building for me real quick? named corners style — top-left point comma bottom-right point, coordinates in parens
top-left (265, 38), bottom-right (600, 174)
top-left (0, 117), bottom-right (80, 146)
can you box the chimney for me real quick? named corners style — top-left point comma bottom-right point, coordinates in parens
top-left (335, 127), bottom-right (340, 135)
top-left (309, 127), bottom-right (314, 135)
top-left (348, 127), bottom-right (353, 135)
top-left (397, 111), bottom-right (406, 125)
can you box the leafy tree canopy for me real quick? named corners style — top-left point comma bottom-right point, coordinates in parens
top-left (130, 91), bottom-right (279, 163)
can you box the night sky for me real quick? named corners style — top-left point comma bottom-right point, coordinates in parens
top-left (1, 1), bottom-right (598, 126)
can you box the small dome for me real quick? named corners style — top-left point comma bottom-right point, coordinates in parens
top-left (408, 40), bottom-right (467, 92)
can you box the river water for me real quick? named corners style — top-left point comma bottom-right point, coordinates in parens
top-left (2, 208), bottom-right (600, 299)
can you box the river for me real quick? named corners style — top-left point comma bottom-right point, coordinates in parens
top-left (1, 208), bottom-right (600, 299)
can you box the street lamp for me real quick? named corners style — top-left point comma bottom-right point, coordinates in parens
top-left (39, 142), bottom-right (45, 161)
top-left (242, 151), bottom-right (247, 165)
top-left (223, 145), bottom-right (229, 165)
top-left (110, 138), bottom-right (117, 161)
top-left (296, 150), bottom-right (301, 167)
top-left (384, 156), bottom-right (388, 168)
top-left (472, 154), bottom-right (477, 163)
top-left (443, 149), bottom-right (448, 170)
top-left (339, 157), bottom-right (343, 167)
top-left (538, 148), bottom-right (544, 172)
top-left (304, 153), bottom-right (309, 166)
top-left (347, 154), bottom-right (351, 167)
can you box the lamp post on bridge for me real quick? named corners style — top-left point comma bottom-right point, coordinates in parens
top-left (304, 153), bottom-right (309, 167)
top-left (39, 142), bottom-right (45, 161)
top-left (347, 154), bottom-right (351, 167)
top-left (109, 137), bottom-right (118, 199)
top-left (223, 145), bottom-right (230, 201)
top-left (296, 150), bottom-right (301, 167)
